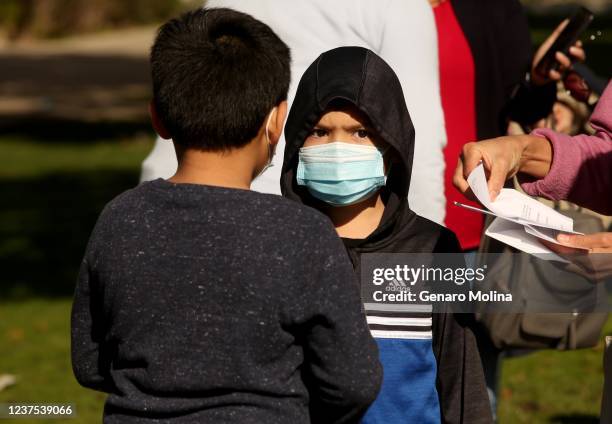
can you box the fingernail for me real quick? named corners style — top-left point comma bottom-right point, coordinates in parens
top-left (558, 234), bottom-right (570, 243)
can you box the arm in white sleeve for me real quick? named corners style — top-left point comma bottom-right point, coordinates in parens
top-left (377, 0), bottom-right (447, 224)
top-left (140, 137), bottom-right (178, 183)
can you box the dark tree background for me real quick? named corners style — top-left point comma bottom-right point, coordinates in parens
top-left (0, 0), bottom-right (199, 40)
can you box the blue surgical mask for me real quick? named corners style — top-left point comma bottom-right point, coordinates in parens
top-left (297, 142), bottom-right (387, 206)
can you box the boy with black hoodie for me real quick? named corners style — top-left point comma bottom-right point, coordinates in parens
top-left (71, 10), bottom-right (382, 424)
top-left (281, 47), bottom-right (492, 423)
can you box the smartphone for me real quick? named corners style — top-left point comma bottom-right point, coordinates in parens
top-left (534, 6), bottom-right (594, 77)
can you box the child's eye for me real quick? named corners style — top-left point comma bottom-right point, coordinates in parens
top-left (355, 129), bottom-right (369, 139)
top-left (310, 128), bottom-right (328, 138)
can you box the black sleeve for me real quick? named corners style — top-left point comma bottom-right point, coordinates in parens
top-left (499, 0), bottom-right (556, 127)
top-left (71, 257), bottom-right (115, 393)
top-left (433, 227), bottom-right (462, 253)
top-left (433, 229), bottom-right (493, 423)
top-left (506, 80), bottom-right (557, 128)
top-left (433, 312), bottom-right (493, 424)
top-left (298, 219), bottom-right (382, 424)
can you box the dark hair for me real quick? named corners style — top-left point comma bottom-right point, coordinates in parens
top-left (151, 8), bottom-right (291, 150)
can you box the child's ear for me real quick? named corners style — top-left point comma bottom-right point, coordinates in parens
top-left (149, 101), bottom-right (172, 140)
top-left (269, 100), bottom-right (288, 146)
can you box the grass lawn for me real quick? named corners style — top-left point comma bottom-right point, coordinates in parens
top-left (499, 319), bottom-right (612, 423)
top-left (0, 134), bottom-right (610, 423)
top-left (0, 131), bottom-right (153, 422)
top-left (0, 298), bottom-right (105, 423)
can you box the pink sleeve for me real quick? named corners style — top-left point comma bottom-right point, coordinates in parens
top-left (521, 81), bottom-right (612, 215)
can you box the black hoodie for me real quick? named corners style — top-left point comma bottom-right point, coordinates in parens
top-left (281, 47), bottom-right (492, 424)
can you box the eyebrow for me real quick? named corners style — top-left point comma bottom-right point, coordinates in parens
top-left (313, 124), bottom-right (369, 131)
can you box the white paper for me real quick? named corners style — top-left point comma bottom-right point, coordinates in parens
top-left (485, 218), bottom-right (569, 263)
top-left (458, 163), bottom-right (583, 260)
top-left (466, 164), bottom-right (494, 209)
top-left (467, 164), bottom-right (574, 232)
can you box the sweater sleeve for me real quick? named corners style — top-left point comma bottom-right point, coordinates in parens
top-left (521, 82), bottom-right (612, 215)
top-left (298, 220), bottom-right (382, 424)
top-left (71, 227), bottom-right (115, 393)
top-left (377, 0), bottom-right (447, 225)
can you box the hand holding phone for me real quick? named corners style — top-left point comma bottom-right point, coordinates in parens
top-left (533, 7), bottom-right (593, 83)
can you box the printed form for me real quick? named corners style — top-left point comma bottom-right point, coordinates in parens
top-left (455, 163), bottom-right (585, 262)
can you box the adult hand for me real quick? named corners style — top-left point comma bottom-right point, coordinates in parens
top-left (542, 233), bottom-right (612, 282)
top-left (531, 19), bottom-right (586, 86)
top-left (453, 135), bottom-right (551, 202)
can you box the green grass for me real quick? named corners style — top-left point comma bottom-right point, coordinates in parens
top-left (0, 134), bottom-right (610, 423)
top-left (0, 133), bottom-right (152, 422)
top-left (0, 134), bottom-right (153, 299)
top-left (0, 298), bottom-right (105, 423)
top-left (0, 137), bottom-right (153, 178)
top-left (499, 318), bottom-right (612, 423)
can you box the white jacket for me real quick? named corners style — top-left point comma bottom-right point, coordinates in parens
top-left (141, 0), bottom-right (447, 224)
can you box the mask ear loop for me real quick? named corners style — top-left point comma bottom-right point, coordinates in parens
top-left (255, 109), bottom-right (276, 179)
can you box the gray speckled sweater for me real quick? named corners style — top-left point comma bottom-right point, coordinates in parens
top-left (71, 179), bottom-right (382, 424)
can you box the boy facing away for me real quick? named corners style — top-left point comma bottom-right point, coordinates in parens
top-left (281, 47), bottom-right (492, 424)
top-left (71, 9), bottom-right (381, 424)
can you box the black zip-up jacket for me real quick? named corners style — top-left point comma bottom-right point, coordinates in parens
top-left (281, 46), bottom-right (493, 424)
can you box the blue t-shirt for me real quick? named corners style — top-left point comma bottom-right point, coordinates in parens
top-left (362, 304), bottom-right (440, 424)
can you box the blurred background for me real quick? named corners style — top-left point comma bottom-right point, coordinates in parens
top-left (0, 1), bottom-right (610, 423)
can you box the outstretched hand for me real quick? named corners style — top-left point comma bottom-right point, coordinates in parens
top-left (453, 135), bottom-right (551, 202)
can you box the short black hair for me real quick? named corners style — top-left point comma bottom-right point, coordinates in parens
top-left (151, 8), bottom-right (291, 150)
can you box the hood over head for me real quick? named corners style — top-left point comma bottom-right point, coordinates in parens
top-left (281, 46), bottom-right (416, 212)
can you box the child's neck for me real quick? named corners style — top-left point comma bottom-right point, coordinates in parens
top-left (169, 147), bottom-right (256, 190)
top-left (327, 193), bottom-right (385, 239)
